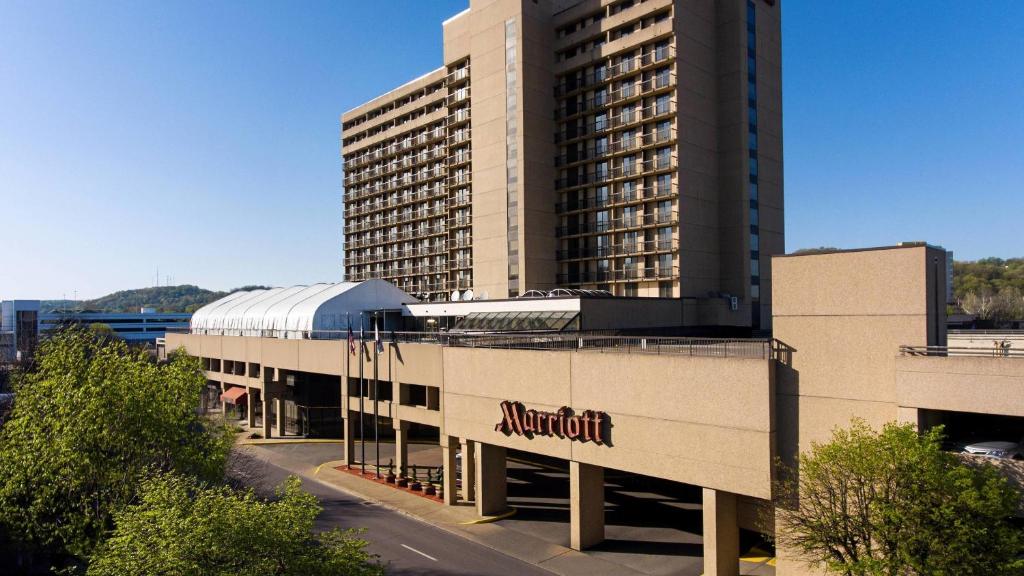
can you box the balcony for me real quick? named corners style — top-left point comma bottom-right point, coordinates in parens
top-left (556, 238), bottom-right (676, 261)
top-left (554, 44), bottom-right (676, 98)
top-left (556, 266), bottom-right (677, 284)
top-left (555, 126), bottom-right (675, 167)
top-left (554, 156), bottom-right (677, 191)
top-left (556, 211), bottom-right (678, 237)
top-left (556, 185), bottom-right (675, 213)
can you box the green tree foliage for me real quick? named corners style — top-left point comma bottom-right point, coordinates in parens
top-left (953, 257), bottom-right (1024, 299)
top-left (88, 474), bottom-right (383, 576)
top-left (775, 420), bottom-right (1024, 576)
top-left (86, 322), bottom-right (120, 343)
top-left (791, 247), bottom-right (842, 255)
top-left (0, 330), bottom-right (233, 561)
top-left (42, 285), bottom-right (273, 314)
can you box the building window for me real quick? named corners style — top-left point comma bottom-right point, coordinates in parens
top-left (622, 180), bottom-right (637, 200)
top-left (622, 206), bottom-right (637, 227)
top-left (655, 67), bottom-right (670, 88)
top-left (656, 173), bottom-right (671, 195)
top-left (623, 282), bottom-right (638, 297)
top-left (656, 94), bottom-right (670, 115)
top-left (656, 120), bottom-right (671, 142)
top-left (656, 147), bottom-right (671, 169)
top-left (657, 226), bottom-right (672, 250)
top-left (659, 281), bottom-right (673, 298)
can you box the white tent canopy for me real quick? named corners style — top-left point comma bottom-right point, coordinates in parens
top-left (189, 280), bottom-right (417, 339)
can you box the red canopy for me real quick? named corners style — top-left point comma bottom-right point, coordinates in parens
top-left (221, 386), bottom-right (248, 404)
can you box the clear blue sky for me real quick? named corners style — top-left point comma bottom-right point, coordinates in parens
top-left (0, 1), bottom-right (1021, 299)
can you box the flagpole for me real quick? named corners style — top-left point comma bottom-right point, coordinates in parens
top-left (373, 311), bottom-right (380, 479)
top-left (388, 312), bottom-right (394, 476)
top-left (344, 312), bottom-right (349, 465)
top-left (359, 312), bottom-right (365, 476)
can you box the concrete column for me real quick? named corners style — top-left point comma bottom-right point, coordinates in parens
top-left (343, 410), bottom-right (356, 465)
top-left (275, 397), bottom-right (285, 437)
top-left (394, 420), bottom-right (409, 476)
top-left (441, 435), bottom-right (459, 505)
top-left (475, 443), bottom-right (507, 516)
top-left (246, 387), bottom-right (256, 428)
top-left (570, 461), bottom-right (605, 550)
top-left (461, 438), bottom-right (476, 502)
top-left (702, 487), bottom-right (740, 576)
top-left (262, 370), bottom-right (276, 438)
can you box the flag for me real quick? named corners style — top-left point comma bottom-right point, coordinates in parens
top-left (347, 326), bottom-right (356, 356)
top-left (374, 321), bottom-right (384, 353)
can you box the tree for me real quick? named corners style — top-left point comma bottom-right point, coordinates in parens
top-left (0, 330), bottom-right (233, 562)
top-left (87, 322), bottom-right (120, 343)
top-left (88, 474), bottom-right (383, 576)
top-left (774, 420), bottom-right (1024, 576)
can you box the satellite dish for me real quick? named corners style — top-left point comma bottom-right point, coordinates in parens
top-left (463, 289), bottom-right (475, 301)
top-left (450, 290), bottom-right (461, 302)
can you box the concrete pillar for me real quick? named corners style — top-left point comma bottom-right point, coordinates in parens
top-left (246, 387), bottom-right (256, 429)
top-left (461, 438), bottom-right (476, 502)
top-left (703, 487), bottom-right (740, 576)
top-left (441, 435), bottom-right (459, 505)
top-left (394, 420), bottom-right (409, 475)
top-left (275, 397), bottom-right (285, 437)
top-left (475, 442), bottom-right (507, 516)
top-left (343, 410), bottom-right (356, 465)
top-left (570, 461), bottom-right (605, 550)
top-left (262, 389), bottom-right (273, 439)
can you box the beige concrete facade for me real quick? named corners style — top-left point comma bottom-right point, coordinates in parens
top-left (341, 0), bottom-right (784, 331)
top-left (168, 244), bottom-right (1022, 576)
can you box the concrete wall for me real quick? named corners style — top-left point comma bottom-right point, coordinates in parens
top-left (441, 346), bottom-right (775, 499)
top-left (771, 244), bottom-right (947, 575)
top-left (896, 356), bottom-right (1024, 418)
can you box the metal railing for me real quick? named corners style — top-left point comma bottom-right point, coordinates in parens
top-left (899, 345), bottom-right (1024, 358)
top-left (948, 329), bottom-right (1024, 336)
top-left (176, 329), bottom-right (778, 360)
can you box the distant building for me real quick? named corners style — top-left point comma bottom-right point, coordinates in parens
top-left (0, 300), bottom-right (40, 362)
top-left (0, 300), bottom-right (190, 360)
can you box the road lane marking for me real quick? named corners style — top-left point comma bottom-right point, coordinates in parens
top-left (401, 544), bottom-right (438, 562)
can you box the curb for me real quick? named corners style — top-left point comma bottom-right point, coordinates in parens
top-left (458, 507), bottom-right (517, 524)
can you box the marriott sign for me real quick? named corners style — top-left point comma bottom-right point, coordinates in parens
top-left (494, 400), bottom-right (609, 445)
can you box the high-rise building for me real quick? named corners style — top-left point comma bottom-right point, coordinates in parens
top-left (342, 0), bottom-right (782, 329)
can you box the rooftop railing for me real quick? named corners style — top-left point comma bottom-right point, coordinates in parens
top-left (899, 345), bottom-right (1024, 358)
top-left (173, 329), bottom-right (779, 360)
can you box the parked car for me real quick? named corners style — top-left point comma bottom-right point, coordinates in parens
top-left (962, 439), bottom-right (1024, 459)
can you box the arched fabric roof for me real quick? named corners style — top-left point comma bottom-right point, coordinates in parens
top-left (189, 280), bottom-right (417, 339)
top-left (191, 290), bottom-right (264, 333)
top-left (203, 289), bottom-right (272, 333)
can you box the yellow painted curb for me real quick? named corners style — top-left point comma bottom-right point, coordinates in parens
top-left (459, 507), bottom-right (517, 524)
top-left (740, 545), bottom-right (776, 565)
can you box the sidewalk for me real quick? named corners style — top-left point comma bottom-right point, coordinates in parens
top-left (240, 442), bottom-right (648, 576)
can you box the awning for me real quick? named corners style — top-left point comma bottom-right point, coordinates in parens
top-left (221, 386), bottom-right (248, 404)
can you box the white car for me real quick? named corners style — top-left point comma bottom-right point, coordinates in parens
top-left (962, 439), bottom-right (1023, 460)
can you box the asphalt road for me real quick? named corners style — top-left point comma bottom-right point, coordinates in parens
top-left (234, 450), bottom-right (551, 576)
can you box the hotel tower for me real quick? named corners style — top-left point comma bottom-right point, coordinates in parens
top-left (342, 0), bottom-right (782, 330)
